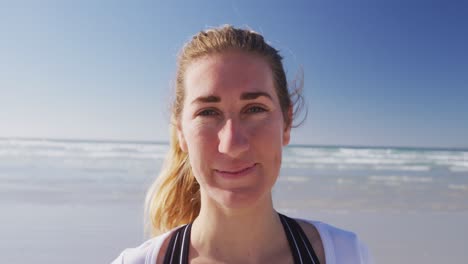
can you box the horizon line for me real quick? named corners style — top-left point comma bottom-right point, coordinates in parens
top-left (1, 136), bottom-right (467, 152)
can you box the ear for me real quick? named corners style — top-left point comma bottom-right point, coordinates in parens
top-left (282, 106), bottom-right (293, 146)
top-left (177, 124), bottom-right (188, 152)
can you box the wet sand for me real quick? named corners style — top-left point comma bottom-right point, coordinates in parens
top-left (2, 200), bottom-right (467, 263)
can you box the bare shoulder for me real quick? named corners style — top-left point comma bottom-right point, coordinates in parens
top-left (296, 219), bottom-right (326, 264)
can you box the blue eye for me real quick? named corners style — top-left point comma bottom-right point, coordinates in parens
top-left (246, 106), bottom-right (267, 113)
top-left (198, 109), bottom-right (218, 116)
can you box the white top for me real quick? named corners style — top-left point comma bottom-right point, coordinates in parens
top-left (112, 219), bottom-right (372, 264)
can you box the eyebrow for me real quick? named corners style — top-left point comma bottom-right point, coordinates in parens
top-left (191, 91), bottom-right (273, 105)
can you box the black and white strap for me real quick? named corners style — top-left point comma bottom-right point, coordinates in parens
top-left (279, 213), bottom-right (320, 264)
top-left (163, 223), bottom-right (192, 264)
top-left (163, 214), bottom-right (320, 264)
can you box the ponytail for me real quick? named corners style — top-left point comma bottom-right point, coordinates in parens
top-left (144, 124), bottom-right (200, 236)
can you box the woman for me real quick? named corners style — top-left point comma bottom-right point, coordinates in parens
top-left (113, 25), bottom-right (371, 264)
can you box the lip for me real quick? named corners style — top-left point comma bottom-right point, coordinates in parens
top-left (214, 163), bottom-right (257, 179)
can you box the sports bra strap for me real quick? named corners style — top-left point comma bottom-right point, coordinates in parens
top-left (163, 223), bottom-right (192, 264)
top-left (279, 213), bottom-right (320, 264)
top-left (163, 214), bottom-right (320, 264)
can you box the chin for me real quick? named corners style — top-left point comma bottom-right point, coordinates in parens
top-left (209, 187), bottom-right (271, 210)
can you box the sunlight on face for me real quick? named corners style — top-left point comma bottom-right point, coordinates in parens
top-left (178, 51), bottom-right (291, 209)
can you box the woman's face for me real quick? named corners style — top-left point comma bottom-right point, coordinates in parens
top-left (177, 51), bottom-right (291, 209)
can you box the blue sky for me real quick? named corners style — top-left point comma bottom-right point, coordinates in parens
top-left (1, 0), bottom-right (467, 148)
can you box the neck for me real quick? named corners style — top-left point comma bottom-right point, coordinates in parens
top-left (190, 193), bottom-right (287, 262)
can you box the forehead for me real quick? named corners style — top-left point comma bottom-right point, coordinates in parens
top-left (183, 51), bottom-right (276, 101)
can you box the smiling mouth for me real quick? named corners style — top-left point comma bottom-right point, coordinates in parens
top-left (214, 163), bottom-right (257, 177)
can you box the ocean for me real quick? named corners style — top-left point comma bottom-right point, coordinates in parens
top-left (1, 138), bottom-right (467, 263)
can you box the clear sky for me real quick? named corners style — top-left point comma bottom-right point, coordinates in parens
top-left (1, 0), bottom-right (467, 148)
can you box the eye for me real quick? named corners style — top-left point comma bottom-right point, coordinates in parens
top-left (245, 106), bottom-right (267, 114)
top-left (197, 108), bottom-right (219, 117)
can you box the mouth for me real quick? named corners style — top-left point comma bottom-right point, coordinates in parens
top-left (214, 163), bottom-right (257, 178)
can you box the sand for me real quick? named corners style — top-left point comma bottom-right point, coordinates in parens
top-left (2, 199), bottom-right (467, 263)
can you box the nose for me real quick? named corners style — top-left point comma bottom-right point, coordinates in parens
top-left (218, 118), bottom-right (249, 157)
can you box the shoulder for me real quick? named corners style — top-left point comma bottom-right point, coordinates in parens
top-left (296, 218), bottom-right (372, 264)
top-left (111, 231), bottom-right (173, 264)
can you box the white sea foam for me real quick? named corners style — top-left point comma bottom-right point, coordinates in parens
top-left (337, 178), bottom-right (354, 184)
top-left (368, 175), bottom-right (433, 183)
top-left (0, 139), bottom-right (168, 160)
top-left (283, 146), bottom-right (467, 172)
top-left (449, 166), bottom-right (468, 172)
top-left (448, 184), bottom-right (468, 191)
top-left (278, 176), bottom-right (309, 183)
top-left (374, 165), bottom-right (431, 171)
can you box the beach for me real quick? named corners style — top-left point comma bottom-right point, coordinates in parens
top-left (3, 203), bottom-right (468, 263)
top-left (1, 138), bottom-right (467, 263)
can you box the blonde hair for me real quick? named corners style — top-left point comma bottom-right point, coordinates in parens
top-left (145, 25), bottom-right (304, 236)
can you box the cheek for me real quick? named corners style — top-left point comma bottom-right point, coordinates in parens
top-left (184, 122), bottom-right (218, 150)
top-left (248, 116), bottom-right (285, 173)
top-left (183, 122), bottom-right (218, 173)
top-left (249, 114), bottom-right (285, 144)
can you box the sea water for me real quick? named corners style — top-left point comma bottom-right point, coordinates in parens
top-left (1, 138), bottom-right (467, 211)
